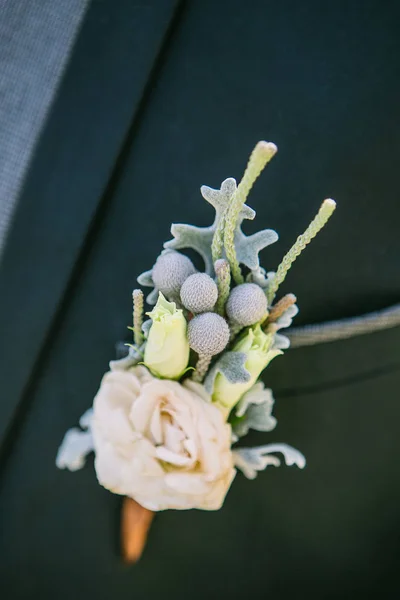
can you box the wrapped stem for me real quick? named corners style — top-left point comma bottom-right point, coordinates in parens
top-left (121, 497), bottom-right (154, 564)
top-left (224, 142), bottom-right (277, 284)
top-left (267, 199), bottom-right (336, 303)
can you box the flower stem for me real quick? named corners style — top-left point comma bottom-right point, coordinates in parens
top-left (211, 220), bottom-right (225, 265)
top-left (224, 141), bottom-right (277, 284)
top-left (267, 199), bottom-right (336, 304)
top-left (229, 321), bottom-right (243, 341)
top-left (192, 354), bottom-right (212, 382)
top-left (214, 259), bottom-right (231, 315)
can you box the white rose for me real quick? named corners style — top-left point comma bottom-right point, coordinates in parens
top-left (92, 366), bottom-right (235, 511)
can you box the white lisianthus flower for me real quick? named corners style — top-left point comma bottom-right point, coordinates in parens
top-left (144, 292), bottom-right (190, 379)
top-left (212, 325), bottom-right (282, 417)
top-left (92, 366), bottom-right (235, 511)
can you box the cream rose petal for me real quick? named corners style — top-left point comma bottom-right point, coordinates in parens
top-left (149, 407), bottom-right (163, 445)
top-left (129, 385), bottom-right (160, 434)
top-left (164, 473), bottom-right (211, 495)
top-left (163, 421), bottom-right (185, 453)
top-left (155, 446), bottom-right (193, 467)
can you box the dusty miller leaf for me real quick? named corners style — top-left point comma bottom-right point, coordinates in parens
top-left (273, 333), bottom-right (291, 350)
top-left (204, 351), bottom-right (250, 395)
top-left (110, 344), bottom-right (142, 371)
top-left (142, 319), bottom-right (152, 338)
top-left (235, 228), bottom-right (278, 271)
top-left (272, 303), bottom-right (299, 349)
top-left (232, 382), bottom-right (277, 438)
top-left (164, 177), bottom-right (277, 275)
top-left (56, 408), bottom-right (94, 472)
top-left (275, 303), bottom-right (299, 330)
top-left (165, 178), bottom-right (241, 274)
top-left (137, 268), bottom-right (159, 305)
top-left (233, 444), bottom-right (306, 479)
top-left (248, 267), bottom-right (276, 291)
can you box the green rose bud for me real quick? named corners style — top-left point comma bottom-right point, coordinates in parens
top-left (144, 292), bottom-right (190, 379)
top-left (212, 324), bottom-right (282, 417)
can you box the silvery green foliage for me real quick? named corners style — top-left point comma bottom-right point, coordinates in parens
top-left (188, 313), bottom-right (230, 356)
top-left (248, 267), bottom-right (275, 289)
top-left (137, 268), bottom-right (159, 304)
top-left (165, 178), bottom-right (239, 274)
top-left (164, 177), bottom-right (278, 275)
top-left (226, 282), bottom-right (268, 326)
top-left (273, 334), bottom-right (291, 350)
top-left (204, 351), bottom-right (250, 395)
top-left (109, 344), bottom-right (142, 371)
top-left (180, 273), bottom-right (218, 313)
top-left (142, 319), bottom-right (152, 338)
top-left (272, 303), bottom-right (299, 349)
top-left (232, 382), bottom-right (277, 439)
top-left (234, 228), bottom-right (278, 271)
top-left (233, 444), bottom-right (306, 480)
top-left (276, 303), bottom-right (299, 329)
top-left (115, 341), bottom-right (133, 359)
top-left (56, 409), bottom-right (94, 472)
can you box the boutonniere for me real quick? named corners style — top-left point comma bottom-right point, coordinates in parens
top-left (56, 141), bottom-right (336, 562)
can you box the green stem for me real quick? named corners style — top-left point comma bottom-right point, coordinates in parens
top-left (211, 219), bottom-right (225, 265)
top-left (267, 199), bottom-right (336, 303)
top-left (215, 259), bottom-right (231, 315)
top-left (224, 141), bottom-right (277, 283)
top-left (192, 354), bottom-right (212, 382)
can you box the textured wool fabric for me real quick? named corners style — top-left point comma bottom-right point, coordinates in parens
top-left (0, 0), bottom-right (88, 255)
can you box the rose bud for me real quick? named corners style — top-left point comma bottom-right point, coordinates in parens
top-left (212, 324), bottom-right (282, 417)
top-left (144, 292), bottom-right (190, 379)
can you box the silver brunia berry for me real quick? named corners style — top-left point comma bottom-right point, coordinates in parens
top-left (151, 250), bottom-right (196, 297)
top-left (180, 273), bottom-right (218, 313)
top-left (226, 283), bottom-right (267, 326)
top-left (188, 313), bottom-right (230, 356)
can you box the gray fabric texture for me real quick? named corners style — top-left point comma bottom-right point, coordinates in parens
top-left (0, 0), bottom-right (89, 255)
